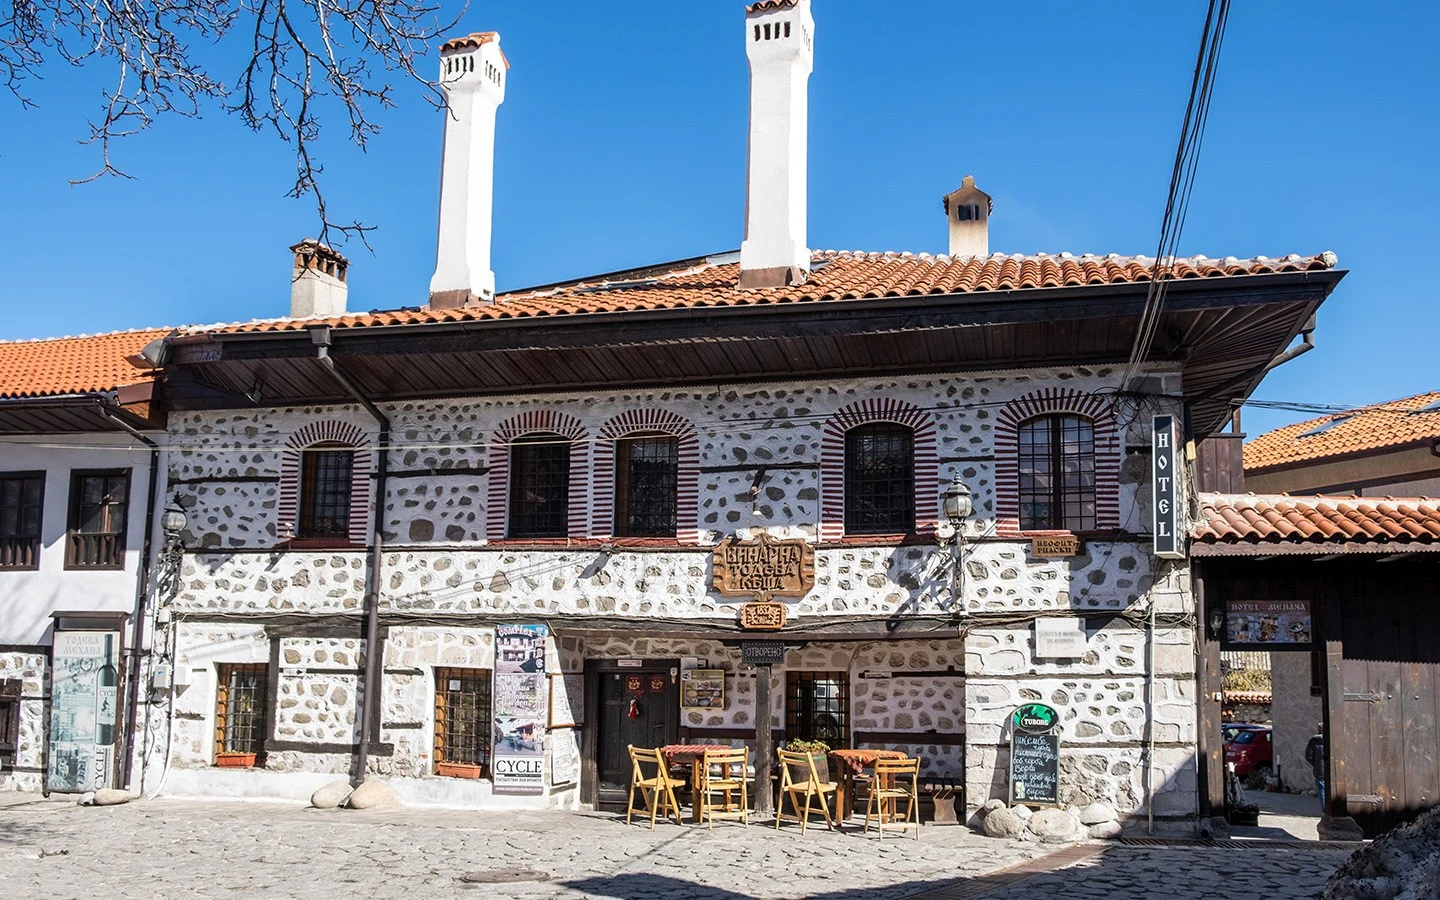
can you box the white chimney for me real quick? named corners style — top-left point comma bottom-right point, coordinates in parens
top-left (289, 239), bottom-right (348, 318)
top-left (942, 175), bottom-right (992, 258)
top-left (738, 0), bottom-right (814, 290)
top-left (429, 32), bottom-right (508, 310)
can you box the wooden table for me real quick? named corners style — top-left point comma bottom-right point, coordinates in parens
top-left (829, 748), bottom-right (906, 827)
top-left (659, 744), bottom-right (732, 823)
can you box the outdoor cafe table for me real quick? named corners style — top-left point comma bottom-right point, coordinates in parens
top-left (659, 744), bottom-right (733, 824)
top-left (829, 748), bottom-right (907, 826)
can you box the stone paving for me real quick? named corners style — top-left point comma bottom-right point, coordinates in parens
top-left (0, 795), bottom-right (1354, 899)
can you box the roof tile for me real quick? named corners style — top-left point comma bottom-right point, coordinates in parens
top-left (1192, 492), bottom-right (1440, 549)
top-left (1244, 389), bottom-right (1440, 471)
top-left (0, 329), bottom-right (170, 399)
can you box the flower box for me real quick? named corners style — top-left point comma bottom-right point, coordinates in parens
top-left (215, 752), bottom-right (257, 768)
top-left (436, 762), bottom-right (484, 779)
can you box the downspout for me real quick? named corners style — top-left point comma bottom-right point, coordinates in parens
top-left (310, 326), bottom-right (390, 785)
top-left (1259, 315), bottom-right (1316, 375)
top-left (98, 399), bottom-right (161, 791)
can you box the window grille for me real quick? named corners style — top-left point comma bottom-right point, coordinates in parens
top-left (0, 473), bottom-right (43, 569)
top-left (300, 446), bottom-right (354, 538)
top-left (844, 423), bottom-right (915, 534)
top-left (66, 470), bottom-right (129, 568)
top-left (784, 671), bottom-right (849, 747)
top-left (215, 664), bottom-right (269, 757)
top-left (614, 434), bottom-right (678, 537)
top-left (509, 433), bottom-right (570, 538)
top-left (1017, 414), bottom-right (1096, 531)
top-left (434, 668), bottom-right (493, 771)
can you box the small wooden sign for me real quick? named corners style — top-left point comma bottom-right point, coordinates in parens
top-left (738, 601), bottom-right (787, 631)
top-left (741, 641), bottom-right (787, 666)
top-left (1031, 534), bottom-right (1081, 557)
top-left (712, 533), bottom-right (814, 602)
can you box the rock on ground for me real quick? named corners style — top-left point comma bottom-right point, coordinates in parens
top-left (310, 781), bottom-right (353, 810)
top-left (346, 780), bottom-right (399, 810)
top-left (982, 807), bottom-right (1025, 838)
top-left (1088, 821), bottom-right (1124, 840)
top-left (1322, 805), bottom-right (1440, 900)
top-left (91, 789), bottom-right (134, 807)
top-left (1026, 809), bottom-right (1080, 841)
top-left (1078, 802), bottom-right (1116, 825)
top-left (1010, 804), bottom-right (1033, 821)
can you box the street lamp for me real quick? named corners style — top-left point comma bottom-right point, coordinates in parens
top-left (158, 500), bottom-right (188, 599)
top-left (940, 475), bottom-right (973, 608)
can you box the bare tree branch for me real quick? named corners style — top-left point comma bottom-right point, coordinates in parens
top-left (1, 0), bottom-right (463, 246)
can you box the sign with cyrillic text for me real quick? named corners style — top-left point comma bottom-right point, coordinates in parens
top-left (1152, 415), bottom-right (1184, 559)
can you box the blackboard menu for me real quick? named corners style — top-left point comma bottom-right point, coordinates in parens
top-left (1010, 732), bottom-right (1059, 805)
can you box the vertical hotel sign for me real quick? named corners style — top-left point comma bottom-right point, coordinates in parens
top-left (1152, 415), bottom-right (1184, 559)
top-left (47, 631), bottom-right (120, 793)
top-left (492, 624), bottom-right (548, 795)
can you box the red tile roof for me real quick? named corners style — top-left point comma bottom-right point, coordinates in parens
top-left (1244, 390), bottom-right (1440, 472)
top-left (0, 329), bottom-right (169, 399)
top-left (199, 250), bottom-right (1337, 335)
top-left (747, 0), bottom-right (800, 12)
top-left (1191, 492), bottom-right (1440, 554)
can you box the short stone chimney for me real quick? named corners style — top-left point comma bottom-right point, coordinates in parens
top-left (429, 32), bottom-right (508, 309)
top-left (289, 239), bottom-right (348, 318)
top-left (942, 175), bottom-right (992, 258)
top-left (738, 0), bottom-right (814, 290)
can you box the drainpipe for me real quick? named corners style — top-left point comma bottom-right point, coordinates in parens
top-left (1260, 315), bottom-right (1316, 375)
top-left (97, 400), bottom-right (162, 791)
top-left (310, 326), bottom-right (391, 786)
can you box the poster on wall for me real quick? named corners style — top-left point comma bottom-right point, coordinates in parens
top-left (47, 631), bottom-right (120, 793)
top-left (548, 672), bottom-right (583, 728)
top-left (550, 726), bottom-right (579, 787)
top-left (1224, 600), bottom-right (1314, 647)
top-left (681, 669), bottom-right (726, 711)
top-left (492, 624), bottom-right (548, 795)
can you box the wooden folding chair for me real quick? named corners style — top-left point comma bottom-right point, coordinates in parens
top-left (864, 756), bottom-right (920, 840)
top-left (699, 747), bottom-right (750, 828)
top-left (627, 745), bottom-right (685, 828)
top-left (776, 748), bottom-right (837, 833)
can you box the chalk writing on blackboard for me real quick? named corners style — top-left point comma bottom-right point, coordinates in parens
top-left (1010, 732), bottom-right (1060, 806)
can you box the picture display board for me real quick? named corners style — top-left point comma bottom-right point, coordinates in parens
top-left (681, 669), bottom-right (726, 711)
top-left (1008, 703), bottom-right (1060, 806)
top-left (47, 631), bottom-right (120, 794)
top-left (492, 624), bottom-right (548, 795)
top-left (1223, 599), bottom-right (1315, 649)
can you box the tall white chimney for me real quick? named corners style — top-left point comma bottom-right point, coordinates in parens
top-left (738, 0), bottom-right (814, 290)
top-left (289, 239), bottom-right (348, 318)
top-left (429, 32), bottom-right (508, 310)
top-left (942, 175), bottom-right (992, 258)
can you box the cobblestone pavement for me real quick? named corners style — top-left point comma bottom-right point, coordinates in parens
top-left (0, 796), bottom-right (1354, 900)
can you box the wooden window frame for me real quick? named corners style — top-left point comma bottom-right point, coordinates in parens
top-left (508, 433), bottom-right (571, 539)
top-left (1017, 414), bottom-right (1097, 533)
top-left (0, 679), bottom-right (20, 768)
top-left (784, 670), bottom-right (850, 748)
top-left (433, 667), bottom-right (494, 775)
top-left (0, 471), bottom-right (44, 571)
top-left (298, 444), bottom-right (355, 540)
top-left (613, 433), bottom-right (679, 538)
top-left (843, 423), bottom-right (916, 535)
top-left (65, 469), bottom-right (130, 570)
top-left (214, 663), bottom-right (269, 761)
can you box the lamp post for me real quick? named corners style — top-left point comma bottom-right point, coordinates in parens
top-left (941, 475), bottom-right (973, 608)
top-left (158, 501), bottom-right (188, 600)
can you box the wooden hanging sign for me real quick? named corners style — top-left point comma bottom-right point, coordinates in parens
top-left (738, 601), bottom-right (787, 631)
top-left (711, 533), bottom-right (814, 602)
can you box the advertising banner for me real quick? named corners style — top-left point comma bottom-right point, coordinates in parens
top-left (1224, 599), bottom-right (1314, 647)
top-left (492, 624), bottom-right (548, 795)
top-left (47, 631), bottom-right (120, 793)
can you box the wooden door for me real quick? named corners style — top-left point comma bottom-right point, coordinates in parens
top-left (595, 667), bottom-right (678, 805)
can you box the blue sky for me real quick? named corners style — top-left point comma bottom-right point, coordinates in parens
top-left (1, 1), bottom-right (1435, 437)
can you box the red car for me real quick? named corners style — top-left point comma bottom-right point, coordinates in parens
top-left (1224, 725), bottom-right (1273, 777)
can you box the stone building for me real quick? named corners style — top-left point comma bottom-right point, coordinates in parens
top-left (0, 329), bottom-right (167, 793)
top-left (135, 0), bottom-right (1346, 835)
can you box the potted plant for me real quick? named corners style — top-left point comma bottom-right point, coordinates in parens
top-left (215, 751), bottom-right (257, 768)
top-left (1228, 802), bottom-right (1260, 826)
top-left (436, 761), bottom-right (485, 779)
top-left (785, 739), bottom-right (832, 782)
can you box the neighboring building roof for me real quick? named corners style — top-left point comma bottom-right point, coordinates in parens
top-left (1244, 390), bottom-right (1440, 472)
top-left (1191, 492), bottom-right (1440, 555)
top-left (0, 329), bottom-right (169, 399)
top-left (197, 249), bottom-right (1337, 336)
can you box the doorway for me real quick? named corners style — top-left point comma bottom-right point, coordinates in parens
top-left (589, 661), bottom-right (678, 811)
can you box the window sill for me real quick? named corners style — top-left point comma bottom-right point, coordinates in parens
top-left (435, 762), bottom-right (488, 779)
top-left (821, 532), bottom-right (932, 547)
top-left (283, 538), bottom-right (362, 550)
top-left (487, 537), bottom-right (695, 550)
top-left (0, 564), bottom-right (40, 573)
top-left (63, 562), bottom-right (126, 572)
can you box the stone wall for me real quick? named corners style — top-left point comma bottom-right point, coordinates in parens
top-left (0, 651), bottom-right (47, 792)
top-left (1271, 650), bottom-right (1322, 792)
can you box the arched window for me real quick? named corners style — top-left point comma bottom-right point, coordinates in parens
top-left (844, 423), bottom-right (915, 534)
top-left (508, 432), bottom-right (570, 539)
top-left (299, 443), bottom-right (355, 538)
top-left (1017, 414), bottom-right (1096, 532)
top-left (613, 432), bottom-right (678, 537)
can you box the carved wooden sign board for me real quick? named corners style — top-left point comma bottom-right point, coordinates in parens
top-left (1031, 534), bottom-right (1081, 557)
top-left (711, 533), bottom-right (814, 603)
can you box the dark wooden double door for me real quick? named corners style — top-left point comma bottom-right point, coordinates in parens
top-left (592, 663), bottom-right (678, 810)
